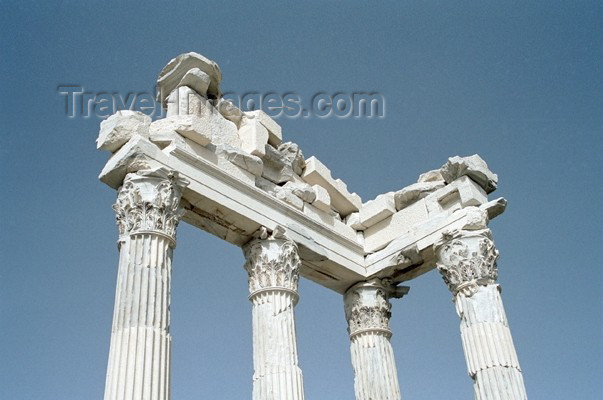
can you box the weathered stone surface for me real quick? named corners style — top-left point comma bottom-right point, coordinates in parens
top-left (164, 90), bottom-right (241, 148)
top-left (275, 189), bottom-right (304, 210)
top-left (440, 154), bottom-right (498, 193)
top-left (344, 212), bottom-right (366, 231)
top-left (278, 142), bottom-right (305, 175)
top-left (425, 176), bottom-right (487, 216)
top-left (217, 99), bottom-right (243, 126)
top-left (394, 181), bottom-right (445, 210)
top-left (261, 145), bottom-right (294, 184)
top-left (364, 198), bottom-right (429, 252)
top-left (245, 110), bottom-right (282, 146)
top-left (418, 169), bottom-right (444, 183)
top-left (215, 144), bottom-right (263, 177)
top-left (149, 115), bottom-right (212, 147)
top-left (99, 135), bottom-right (162, 189)
top-left (157, 52), bottom-right (222, 105)
top-left (255, 176), bottom-right (279, 195)
top-left (283, 181), bottom-right (316, 203)
top-left (178, 67), bottom-right (211, 97)
top-left (303, 203), bottom-right (357, 242)
top-left (310, 184), bottom-right (331, 213)
top-left (301, 156), bottom-right (362, 217)
top-left (238, 115), bottom-right (269, 157)
top-left (359, 192), bottom-right (396, 228)
top-left (97, 111), bottom-right (151, 152)
top-left (480, 197), bottom-right (507, 220)
top-left (166, 86), bottom-right (205, 117)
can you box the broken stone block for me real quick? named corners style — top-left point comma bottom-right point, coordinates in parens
top-left (178, 68), bottom-right (211, 97)
top-left (424, 176), bottom-right (488, 216)
top-left (166, 86), bottom-right (205, 117)
top-left (260, 145), bottom-right (294, 184)
top-left (344, 212), bottom-right (367, 231)
top-left (303, 203), bottom-right (357, 242)
top-left (97, 111), bottom-right (151, 153)
top-left (245, 110), bottom-right (282, 146)
top-left (149, 115), bottom-right (211, 147)
top-left (275, 188), bottom-right (304, 210)
top-left (215, 144), bottom-right (263, 177)
top-left (283, 181), bottom-right (316, 203)
top-left (157, 52), bottom-right (222, 106)
top-left (394, 181), bottom-right (446, 211)
top-left (364, 198), bottom-right (429, 252)
top-left (238, 115), bottom-right (269, 157)
top-left (278, 142), bottom-right (305, 175)
top-left (418, 169), bottom-right (444, 183)
top-left (301, 156), bottom-right (362, 217)
top-left (311, 184), bottom-right (332, 213)
top-left (440, 154), bottom-right (498, 193)
top-left (255, 176), bottom-right (279, 195)
top-left (359, 192), bottom-right (396, 228)
top-left (480, 197), bottom-right (507, 220)
top-left (217, 99), bottom-right (243, 126)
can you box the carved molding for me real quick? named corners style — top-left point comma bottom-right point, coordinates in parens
top-left (344, 279), bottom-right (406, 338)
top-left (113, 168), bottom-right (188, 242)
top-left (435, 229), bottom-right (499, 297)
top-left (243, 229), bottom-right (301, 298)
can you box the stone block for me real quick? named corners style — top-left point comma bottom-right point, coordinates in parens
top-left (261, 145), bottom-right (294, 184)
top-left (344, 212), bottom-right (366, 231)
top-left (440, 154), bottom-right (498, 193)
top-left (215, 145), bottom-right (263, 177)
top-left (149, 115), bottom-right (211, 147)
top-left (424, 176), bottom-right (487, 216)
top-left (217, 99), bottom-right (243, 126)
top-left (394, 181), bottom-right (445, 210)
top-left (157, 52), bottom-right (222, 106)
top-left (301, 156), bottom-right (362, 217)
top-left (418, 169), bottom-right (444, 183)
top-left (311, 184), bottom-right (331, 213)
top-left (303, 203), bottom-right (357, 242)
top-left (283, 181), bottom-right (316, 203)
top-left (278, 142), bottom-right (305, 175)
top-left (363, 198), bottom-right (429, 253)
top-left (359, 192), bottom-right (396, 228)
top-left (178, 68), bottom-right (211, 97)
top-left (99, 135), bottom-right (162, 188)
top-left (97, 111), bottom-right (151, 153)
top-left (245, 110), bottom-right (282, 146)
top-left (238, 115), bottom-right (269, 157)
top-left (275, 189), bottom-right (304, 210)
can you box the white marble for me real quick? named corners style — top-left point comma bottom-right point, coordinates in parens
top-left (301, 156), bottom-right (362, 217)
top-left (103, 168), bottom-right (188, 400)
top-left (97, 111), bottom-right (151, 153)
top-left (435, 227), bottom-right (527, 400)
top-left (344, 279), bottom-right (408, 400)
top-left (358, 192), bottom-right (396, 228)
top-left (243, 229), bottom-right (305, 400)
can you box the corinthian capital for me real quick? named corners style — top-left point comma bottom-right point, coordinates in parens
top-left (435, 229), bottom-right (499, 297)
top-left (243, 227), bottom-right (301, 298)
top-left (344, 278), bottom-right (408, 338)
top-left (113, 167), bottom-right (189, 241)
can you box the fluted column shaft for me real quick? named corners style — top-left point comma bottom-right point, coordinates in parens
top-left (104, 168), bottom-right (188, 400)
top-left (435, 220), bottom-right (527, 400)
top-left (243, 231), bottom-right (305, 400)
top-left (344, 278), bottom-right (407, 400)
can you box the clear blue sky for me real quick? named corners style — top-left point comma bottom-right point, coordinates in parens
top-left (1, 1), bottom-right (601, 399)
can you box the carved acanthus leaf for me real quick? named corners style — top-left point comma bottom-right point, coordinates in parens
top-left (113, 169), bottom-right (187, 240)
top-left (436, 231), bottom-right (499, 297)
top-left (243, 237), bottom-right (301, 295)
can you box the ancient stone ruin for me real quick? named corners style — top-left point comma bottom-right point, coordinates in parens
top-left (96, 52), bottom-right (527, 400)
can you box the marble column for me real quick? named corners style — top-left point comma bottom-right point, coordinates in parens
top-left (243, 227), bottom-right (305, 400)
top-left (344, 278), bottom-right (409, 400)
top-left (103, 168), bottom-right (188, 400)
top-left (435, 211), bottom-right (527, 400)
